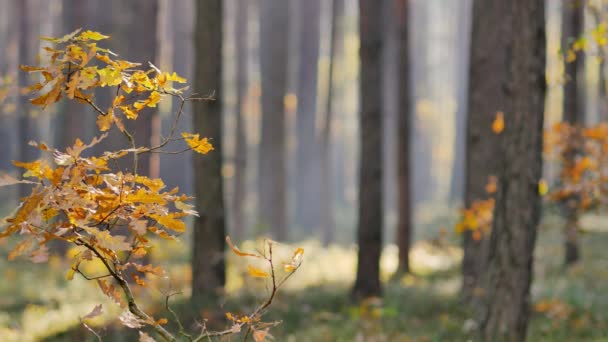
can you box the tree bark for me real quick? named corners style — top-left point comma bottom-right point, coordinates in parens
top-left (320, 0), bottom-right (345, 246)
top-left (481, 1), bottom-right (546, 340)
top-left (258, 0), bottom-right (289, 240)
top-left (561, 0), bottom-right (584, 266)
top-left (232, 0), bottom-right (248, 241)
top-left (461, 0), bottom-right (509, 304)
top-left (394, 0), bottom-right (412, 275)
top-left (353, 0), bottom-right (384, 299)
top-left (109, 0), bottom-right (158, 177)
top-left (191, 0), bottom-right (226, 300)
top-left (16, 0), bottom-right (38, 199)
top-left (295, 0), bottom-right (322, 235)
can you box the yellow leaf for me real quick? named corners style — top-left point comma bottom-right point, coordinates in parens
top-left (492, 111), bottom-right (504, 134)
top-left (97, 67), bottom-right (122, 86)
top-left (78, 30), bottom-right (110, 41)
top-left (538, 179), bottom-right (548, 196)
top-left (150, 213), bottom-right (186, 232)
top-left (247, 265), bottom-right (270, 278)
top-left (96, 112), bottom-right (113, 131)
top-left (166, 72), bottom-right (186, 83)
top-left (226, 236), bottom-right (259, 257)
top-left (283, 264), bottom-right (296, 272)
top-left (182, 133), bottom-right (214, 154)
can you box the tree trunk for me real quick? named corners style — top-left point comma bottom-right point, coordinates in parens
top-left (191, 0), bottom-right (226, 300)
top-left (232, 0), bottom-right (248, 241)
top-left (16, 0), bottom-right (39, 199)
top-left (481, 1), bottom-right (546, 340)
top-left (353, 0), bottom-right (384, 299)
top-left (320, 0), bottom-right (345, 246)
top-left (58, 0), bottom-right (94, 150)
top-left (394, 0), bottom-right (412, 275)
top-left (561, 0), bottom-right (584, 266)
top-left (109, 0), bottom-right (158, 177)
top-left (461, 0), bottom-right (509, 304)
top-left (295, 0), bottom-right (322, 235)
top-left (258, 0), bottom-right (289, 240)
top-left (449, 0), bottom-right (472, 205)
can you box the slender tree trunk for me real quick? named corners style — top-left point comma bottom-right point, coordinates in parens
top-left (109, 0), bottom-right (158, 177)
top-left (59, 0), bottom-right (94, 150)
top-left (232, 1), bottom-right (248, 241)
top-left (481, 1), bottom-right (546, 340)
top-left (561, 0), bottom-right (584, 266)
top-left (295, 0), bottom-right (322, 235)
top-left (353, 0), bottom-right (384, 299)
top-left (191, 0), bottom-right (226, 300)
top-left (449, 0), bottom-right (472, 204)
top-left (461, 0), bottom-right (508, 304)
top-left (16, 0), bottom-right (38, 199)
top-left (258, 0), bottom-right (289, 240)
top-left (320, 0), bottom-right (344, 246)
top-left (394, 0), bottom-right (412, 275)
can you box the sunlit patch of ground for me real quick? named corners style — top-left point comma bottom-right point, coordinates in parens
top-left (1, 214), bottom-right (608, 341)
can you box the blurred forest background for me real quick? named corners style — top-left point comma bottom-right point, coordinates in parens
top-left (0, 0), bottom-right (607, 341)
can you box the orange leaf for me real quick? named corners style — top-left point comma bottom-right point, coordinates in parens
top-left (492, 111), bottom-right (504, 134)
top-left (226, 236), bottom-right (259, 258)
top-left (247, 265), bottom-right (270, 278)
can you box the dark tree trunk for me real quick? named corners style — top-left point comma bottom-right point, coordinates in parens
top-left (353, 0), bottom-right (384, 299)
top-left (232, 0), bottom-right (248, 241)
top-left (394, 0), bottom-right (412, 275)
top-left (295, 0), bottom-right (322, 235)
top-left (481, 1), bottom-right (546, 340)
top-left (258, 0), bottom-right (289, 240)
top-left (191, 0), bottom-right (226, 300)
top-left (461, 0), bottom-right (508, 304)
top-left (561, 0), bottom-right (584, 266)
top-left (320, 0), bottom-right (345, 246)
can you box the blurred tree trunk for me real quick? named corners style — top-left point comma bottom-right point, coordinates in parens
top-left (295, 0), bottom-right (321, 235)
top-left (561, 0), bottom-right (584, 266)
top-left (395, 0), bottom-right (412, 275)
top-left (16, 0), bottom-right (38, 199)
top-left (353, 0), bottom-right (384, 299)
top-left (58, 0), bottom-right (94, 150)
top-left (320, 0), bottom-right (344, 245)
top-left (232, 1), bottom-right (248, 241)
top-left (461, 0), bottom-right (507, 304)
top-left (109, 0), bottom-right (158, 177)
top-left (481, 0), bottom-right (546, 340)
top-left (258, 0), bottom-right (289, 240)
top-left (191, 0), bottom-right (226, 300)
top-left (449, 0), bottom-right (472, 204)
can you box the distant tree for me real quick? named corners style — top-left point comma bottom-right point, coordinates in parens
top-left (191, 0), bottom-right (226, 300)
top-left (295, 0), bottom-right (322, 235)
top-left (394, 0), bottom-right (412, 275)
top-left (481, 0), bottom-right (546, 340)
top-left (353, 0), bottom-right (384, 299)
top-left (58, 0), bottom-right (95, 151)
top-left (258, 0), bottom-right (289, 240)
top-left (109, 0), bottom-right (159, 177)
top-left (320, 0), bottom-right (345, 245)
top-left (16, 0), bottom-right (38, 198)
top-left (232, 0), bottom-right (249, 241)
top-left (561, 0), bottom-right (585, 266)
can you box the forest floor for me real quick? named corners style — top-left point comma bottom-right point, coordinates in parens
top-left (0, 213), bottom-right (607, 341)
